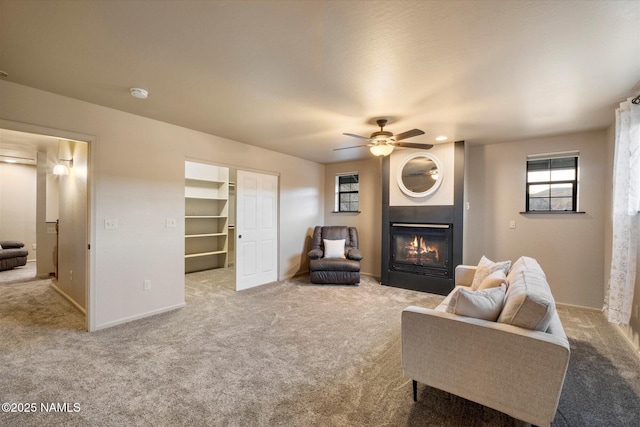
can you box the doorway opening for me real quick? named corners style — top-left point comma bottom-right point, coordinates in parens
top-left (0, 124), bottom-right (90, 330)
top-left (184, 160), bottom-right (278, 292)
top-left (184, 161), bottom-right (236, 291)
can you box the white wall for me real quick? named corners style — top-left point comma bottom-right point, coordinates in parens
top-left (55, 139), bottom-right (88, 310)
top-left (0, 80), bottom-right (324, 330)
top-left (36, 151), bottom-right (57, 278)
top-left (466, 130), bottom-right (607, 308)
top-left (0, 162), bottom-right (36, 261)
top-left (324, 158), bottom-right (382, 278)
top-left (185, 136), bottom-right (325, 280)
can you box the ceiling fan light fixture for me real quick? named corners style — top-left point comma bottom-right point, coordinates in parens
top-left (370, 143), bottom-right (394, 157)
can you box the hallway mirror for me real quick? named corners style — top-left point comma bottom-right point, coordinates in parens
top-left (397, 152), bottom-right (443, 198)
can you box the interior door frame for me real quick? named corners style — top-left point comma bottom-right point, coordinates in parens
top-left (0, 119), bottom-right (95, 331)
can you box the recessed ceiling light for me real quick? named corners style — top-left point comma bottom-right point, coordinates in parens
top-left (130, 87), bottom-right (149, 99)
top-left (435, 135), bottom-right (448, 141)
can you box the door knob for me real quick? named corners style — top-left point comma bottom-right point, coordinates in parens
top-left (238, 235), bottom-right (242, 239)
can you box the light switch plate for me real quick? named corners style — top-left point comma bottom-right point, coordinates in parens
top-left (105, 219), bottom-right (118, 229)
top-left (166, 218), bottom-right (177, 228)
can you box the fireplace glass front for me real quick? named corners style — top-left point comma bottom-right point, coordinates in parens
top-left (390, 223), bottom-right (452, 278)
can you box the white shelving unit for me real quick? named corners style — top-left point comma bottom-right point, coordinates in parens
top-left (185, 161), bottom-right (229, 273)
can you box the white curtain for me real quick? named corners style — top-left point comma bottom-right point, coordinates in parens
top-left (604, 98), bottom-right (640, 325)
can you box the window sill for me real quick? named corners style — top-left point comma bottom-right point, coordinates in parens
top-left (519, 211), bottom-right (586, 215)
top-left (331, 211), bottom-right (361, 214)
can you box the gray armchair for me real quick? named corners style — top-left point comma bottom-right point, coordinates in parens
top-left (308, 226), bottom-right (362, 284)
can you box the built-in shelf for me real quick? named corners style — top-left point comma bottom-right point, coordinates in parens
top-left (185, 195), bottom-right (228, 200)
top-left (185, 161), bottom-right (229, 273)
top-left (185, 233), bottom-right (227, 238)
top-left (185, 250), bottom-right (226, 258)
top-left (185, 177), bottom-right (226, 185)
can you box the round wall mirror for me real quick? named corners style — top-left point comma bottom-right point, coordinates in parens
top-left (397, 153), bottom-right (443, 198)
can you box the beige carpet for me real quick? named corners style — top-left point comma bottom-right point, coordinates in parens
top-left (0, 261), bottom-right (36, 284)
top-left (1, 272), bottom-right (639, 426)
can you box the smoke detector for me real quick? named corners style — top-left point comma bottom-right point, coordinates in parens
top-left (129, 87), bottom-right (149, 99)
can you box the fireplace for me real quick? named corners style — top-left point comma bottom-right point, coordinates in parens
top-left (380, 141), bottom-right (464, 296)
top-left (390, 223), bottom-right (452, 278)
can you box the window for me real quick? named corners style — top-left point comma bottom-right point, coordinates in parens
top-left (526, 154), bottom-right (578, 212)
top-left (336, 173), bottom-right (359, 212)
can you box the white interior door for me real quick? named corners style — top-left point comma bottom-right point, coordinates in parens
top-left (236, 170), bottom-right (278, 290)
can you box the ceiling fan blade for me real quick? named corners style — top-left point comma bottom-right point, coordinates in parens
top-left (333, 144), bottom-right (370, 151)
top-left (392, 142), bottom-right (434, 150)
top-left (343, 132), bottom-right (371, 140)
top-left (394, 129), bottom-right (425, 141)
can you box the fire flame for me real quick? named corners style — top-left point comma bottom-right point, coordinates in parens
top-left (407, 235), bottom-right (439, 261)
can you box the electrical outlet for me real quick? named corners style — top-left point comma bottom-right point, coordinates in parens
top-left (47, 226), bottom-right (56, 234)
top-left (509, 220), bottom-right (516, 229)
top-left (105, 218), bottom-right (118, 229)
top-left (144, 280), bottom-right (151, 291)
top-left (166, 218), bottom-right (177, 228)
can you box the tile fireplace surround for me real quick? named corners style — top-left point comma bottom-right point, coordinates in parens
top-left (381, 141), bottom-right (465, 295)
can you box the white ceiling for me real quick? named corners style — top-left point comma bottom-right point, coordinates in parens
top-left (1, 0), bottom-right (638, 164)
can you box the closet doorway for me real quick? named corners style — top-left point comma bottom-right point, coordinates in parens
top-left (184, 161), bottom-right (235, 290)
top-left (184, 161), bottom-right (278, 291)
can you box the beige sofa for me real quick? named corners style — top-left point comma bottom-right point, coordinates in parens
top-left (402, 256), bottom-right (570, 427)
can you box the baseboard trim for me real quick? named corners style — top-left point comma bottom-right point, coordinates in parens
top-left (555, 302), bottom-right (601, 311)
top-left (281, 271), bottom-right (306, 281)
top-left (93, 302), bottom-right (186, 331)
top-left (49, 281), bottom-right (86, 315)
top-left (615, 324), bottom-right (640, 361)
top-left (361, 272), bottom-right (381, 282)
top-left (554, 303), bottom-right (640, 360)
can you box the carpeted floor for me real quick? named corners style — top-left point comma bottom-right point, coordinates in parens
top-left (1, 272), bottom-right (639, 426)
top-left (0, 261), bottom-right (36, 284)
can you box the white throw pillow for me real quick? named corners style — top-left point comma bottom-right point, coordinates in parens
top-left (477, 269), bottom-right (508, 290)
top-left (471, 255), bottom-right (511, 291)
top-left (498, 269), bottom-right (556, 331)
top-left (0, 243), bottom-right (3, 249)
top-left (323, 239), bottom-right (346, 258)
top-left (446, 285), bottom-right (506, 321)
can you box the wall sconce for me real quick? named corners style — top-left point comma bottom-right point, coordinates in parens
top-left (53, 158), bottom-right (73, 176)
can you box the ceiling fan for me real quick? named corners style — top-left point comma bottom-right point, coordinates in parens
top-left (334, 119), bottom-right (433, 156)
